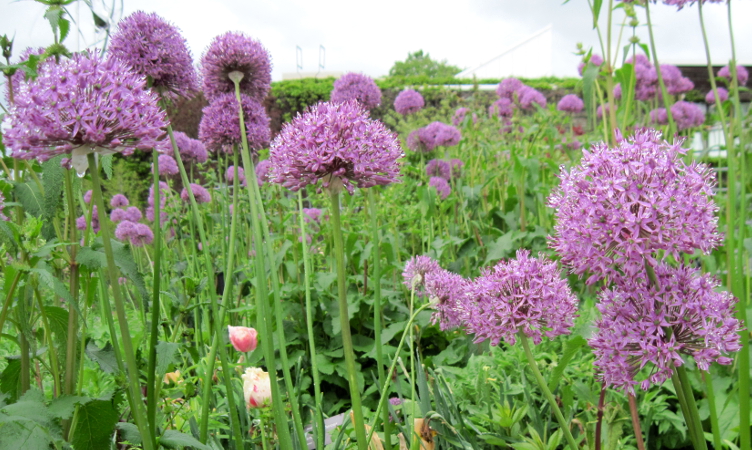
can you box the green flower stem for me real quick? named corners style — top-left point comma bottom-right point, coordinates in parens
top-left (671, 371), bottom-right (701, 450)
top-left (701, 371), bottom-right (723, 450)
top-left (644, 1), bottom-right (677, 134)
top-left (86, 153), bottom-right (154, 450)
top-left (298, 191), bottom-right (325, 450)
top-left (677, 366), bottom-right (708, 450)
top-left (165, 126), bottom-right (245, 449)
top-left (329, 188), bottom-right (368, 450)
top-left (367, 188), bottom-right (391, 449)
top-left (365, 302), bottom-right (433, 444)
top-left (62, 169), bottom-right (80, 410)
top-left (146, 149), bottom-right (163, 440)
top-left (627, 394), bottom-right (646, 450)
top-left (231, 76), bottom-right (305, 449)
top-left (518, 333), bottom-right (579, 450)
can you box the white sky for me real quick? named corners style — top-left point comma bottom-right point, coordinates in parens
top-left (1, 0), bottom-right (751, 81)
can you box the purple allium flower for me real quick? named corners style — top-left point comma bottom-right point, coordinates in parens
top-left (154, 154), bottom-right (179, 176)
top-left (429, 176), bottom-right (451, 200)
top-left (649, 108), bottom-right (668, 125)
top-left (199, 92), bottom-right (271, 154)
top-left (330, 73), bottom-right (382, 110)
top-left (76, 215), bottom-right (88, 231)
top-left (548, 129), bottom-right (721, 284)
top-left (590, 264), bottom-right (741, 393)
top-left (425, 159), bottom-right (451, 180)
top-left (173, 131), bottom-right (208, 163)
top-left (424, 269), bottom-right (469, 331)
top-left (578, 53), bottom-right (604, 76)
top-left (628, 54), bottom-right (659, 101)
top-left (125, 206), bottom-right (143, 222)
top-left (201, 32), bottom-right (272, 102)
top-left (255, 159), bottom-right (272, 187)
top-left (303, 208), bottom-right (322, 224)
top-left (489, 98), bottom-right (514, 118)
top-left (662, 0), bottom-right (724, 10)
top-left (464, 250), bottom-right (577, 346)
top-left (4, 51), bottom-right (167, 174)
top-left (518, 86), bottom-right (547, 110)
top-left (449, 159), bottom-right (464, 179)
top-left (109, 11), bottom-right (198, 99)
top-left (181, 183), bottom-right (212, 204)
top-left (557, 94), bottom-right (584, 113)
top-left (670, 101), bottom-right (705, 131)
top-left (659, 64), bottom-right (694, 96)
top-left (718, 64), bottom-right (748, 87)
top-left (402, 255), bottom-right (442, 295)
top-left (406, 129), bottom-right (424, 152)
top-left (111, 208), bottom-right (127, 223)
top-left (705, 87), bottom-right (729, 104)
top-left (596, 103), bottom-right (612, 119)
top-left (83, 190), bottom-right (93, 204)
top-left (420, 122), bottom-right (461, 151)
top-left (613, 83), bottom-right (622, 100)
top-left (110, 194), bottom-right (130, 208)
top-left (77, 206), bottom-right (100, 233)
top-left (130, 223), bottom-right (154, 247)
top-left (115, 220), bottom-right (137, 241)
top-left (148, 181), bottom-right (170, 207)
top-left (394, 89), bottom-right (424, 115)
top-left (388, 397), bottom-right (403, 406)
top-left (0, 194), bottom-right (8, 221)
top-left (496, 78), bottom-right (524, 99)
top-left (146, 207), bottom-right (168, 224)
top-left (226, 165), bottom-right (247, 186)
top-left (452, 107), bottom-right (472, 126)
top-left (268, 100), bottom-right (402, 194)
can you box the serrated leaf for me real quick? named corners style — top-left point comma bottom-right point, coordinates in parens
top-left (0, 359), bottom-right (21, 403)
top-left (43, 306), bottom-right (69, 350)
top-left (14, 181), bottom-right (43, 217)
top-left (48, 395), bottom-right (91, 419)
top-left (156, 341), bottom-right (180, 375)
top-left (101, 154), bottom-right (113, 179)
top-left (59, 17), bottom-right (70, 42)
top-left (85, 341), bottom-right (118, 374)
top-left (76, 240), bottom-right (148, 300)
top-left (159, 430), bottom-right (211, 449)
top-left (29, 266), bottom-right (74, 305)
top-left (484, 232), bottom-right (515, 264)
top-left (71, 398), bottom-right (120, 450)
top-left (116, 422), bottom-right (142, 445)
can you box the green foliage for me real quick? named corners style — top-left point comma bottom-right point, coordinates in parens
top-left (388, 50), bottom-right (462, 78)
top-left (270, 77), bottom-right (334, 123)
top-left (70, 394), bottom-right (122, 450)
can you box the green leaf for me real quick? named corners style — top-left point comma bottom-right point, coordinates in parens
top-left (547, 335), bottom-right (587, 392)
top-left (29, 266), bottom-right (74, 305)
top-left (484, 232), bottom-right (516, 264)
top-left (0, 359), bottom-right (21, 403)
top-left (156, 341), bottom-right (180, 375)
top-left (116, 422), bottom-right (142, 445)
top-left (41, 156), bottom-right (64, 223)
top-left (43, 306), bottom-right (69, 349)
top-left (315, 272), bottom-right (337, 292)
top-left (315, 354), bottom-right (336, 376)
top-left (59, 17), bottom-right (70, 42)
top-left (71, 397), bottom-right (120, 450)
top-left (44, 6), bottom-right (64, 34)
top-left (85, 340), bottom-right (119, 374)
top-left (159, 430), bottom-right (211, 449)
top-left (582, 62), bottom-right (600, 126)
top-left (592, 0), bottom-right (603, 29)
top-left (76, 239), bottom-right (148, 300)
top-left (13, 181), bottom-right (43, 217)
top-left (101, 154), bottom-right (113, 179)
top-left (48, 395), bottom-right (91, 419)
top-left (0, 389), bottom-right (59, 449)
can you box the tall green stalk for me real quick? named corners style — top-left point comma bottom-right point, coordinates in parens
top-left (62, 168), bottom-right (80, 439)
top-left (86, 153), bottom-right (154, 450)
top-left (298, 191), bottom-right (325, 450)
top-left (146, 150), bottom-right (163, 440)
top-left (644, 1), bottom-right (677, 134)
top-left (329, 187), bottom-right (368, 450)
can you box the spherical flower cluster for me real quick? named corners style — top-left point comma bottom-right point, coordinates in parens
top-left (111, 208), bottom-right (127, 223)
top-left (226, 165), bottom-right (247, 186)
top-left (548, 130), bottom-right (721, 284)
top-left (302, 208), bottom-right (323, 224)
top-left (109, 11), bottom-right (198, 99)
top-left (496, 78), bottom-right (524, 99)
top-left (518, 86), bottom-right (547, 110)
top-left (199, 92), bottom-right (270, 154)
top-left (181, 183), bottom-right (212, 204)
top-left (110, 194), bottom-right (129, 208)
top-left (649, 108), bottom-right (668, 125)
top-left (429, 176), bottom-right (451, 200)
top-left (268, 100), bottom-right (402, 194)
top-left (394, 89), bottom-right (424, 115)
top-left (201, 32), bottom-right (271, 102)
top-left (590, 264), bottom-right (741, 393)
top-left (557, 94), bottom-right (584, 113)
top-left (173, 131), bottom-right (208, 163)
top-left (154, 154), bottom-right (179, 176)
top-left (452, 107), bottom-right (476, 126)
top-left (489, 98), bottom-right (514, 118)
top-left (463, 250), bottom-right (577, 346)
top-left (255, 159), bottom-right (272, 187)
top-left (705, 87), bottom-right (729, 104)
top-left (420, 122), bottom-right (461, 151)
top-left (718, 64), bottom-right (748, 87)
top-left (670, 101), bottom-right (705, 131)
top-left (83, 190), bottom-right (93, 204)
top-left (424, 269), bottom-right (468, 331)
top-left (114, 216), bottom-right (154, 246)
top-left (77, 206), bottom-right (100, 233)
top-left (402, 255), bottom-right (442, 296)
top-left (626, 54), bottom-right (659, 101)
top-left (330, 73), bottom-right (382, 110)
top-left (425, 159), bottom-right (451, 180)
top-left (662, 0), bottom-right (724, 10)
top-left (147, 181), bottom-right (170, 223)
top-left (125, 206), bottom-right (142, 222)
top-left (4, 51), bottom-right (167, 174)
top-left (660, 64), bottom-right (694, 96)
top-left (577, 53), bottom-right (604, 76)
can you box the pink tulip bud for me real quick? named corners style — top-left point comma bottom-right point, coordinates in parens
top-left (242, 367), bottom-right (272, 409)
top-left (228, 326), bottom-right (258, 353)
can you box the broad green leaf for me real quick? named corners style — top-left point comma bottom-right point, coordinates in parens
top-left (101, 154), bottom-right (113, 179)
top-left (14, 181), bottom-right (43, 217)
top-left (159, 430), bottom-right (211, 449)
top-left (0, 359), bottom-right (21, 403)
top-left (116, 422), bottom-right (142, 445)
top-left (547, 335), bottom-right (587, 392)
top-left (156, 341), bottom-right (181, 375)
top-left (484, 232), bottom-right (515, 264)
top-left (42, 306), bottom-right (69, 350)
top-left (48, 395), bottom-right (91, 419)
top-left (592, 0), bottom-right (603, 29)
top-left (71, 398), bottom-right (120, 450)
top-left (85, 340), bottom-right (119, 374)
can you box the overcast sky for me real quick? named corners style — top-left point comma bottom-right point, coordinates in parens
top-left (1, 0), bottom-right (750, 81)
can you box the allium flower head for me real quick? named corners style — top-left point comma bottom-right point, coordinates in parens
top-left (173, 131), bottom-right (207, 163)
top-left (303, 208), bottom-right (322, 224)
top-left (425, 159), bottom-right (451, 180)
top-left (628, 54), bottom-right (659, 101)
top-left (83, 190), bottom-right (93, 204)
top-left (649, 108), bottom-right (668, 125)
top-left (402, 255), bottom-right (441, 295)
top-left (148, 181), bottom-right (170, 207)
top-left (154, 154), bottom-right (179, 176)
top-left (424, 269), bottom-right (469, 331)
top-left (662, 0), bottom-right (724, 10)
top-left (181, 183), bottom-right (212, 203)
top-left (226, 165), bottom-right (247, 186)
top-left (590, 264), bottom-right (741, 393)
top-left (452, 107), bottom-right (475, 126)
top-left (330, 73), bottom-right (382, 110)
top-left (130, 223), bottom-right (154, 247)
top-left (670, 101), bottom-right (705, 131)
top-left (557, 94), bottom-right (584, 113)
top-left (125, 206), bottom-right (143, 222)
top-left (705, 87), bottom-right (728, 104)
top-left (419, 122), bottom-right (461, 151)
top-left (110, 194), bottom-right (129, 208)
top-left (518, 86), bottom-right (547, 110)
top-left (268, 100), bottom-right (402, 194)
top-left (548, 129), bottom-right (721, 284)
top-left (255, 160), bottom-right (272, 187)
top-left (489, 98), bottom-right (514, 118)
top-left (464, 250), bottom-right (577, 346)
top-left (111, 208), bottom-right (127, 223)
top-left (109, 11), bottom-right (199, 99)
top-left (596, 103), bottom-right (612, 119)
top-left (201, 32), bottom-right (272, 102)
top-left (199, 92), bottom-right (270, 154)
top-left (660, 64), bottom-right (694, 96)
top-left (718, 64), bottom-right (748, 87)
top-left (4, 51), bottom-right (167, 174)
top-left (429, 176), bottom-right (451, 200)
top-left (578, 53), bottom-right (604, 76)
top-left (394, 89), bottom-right (424, 115)
top-left (496, 78), bottom-right (524, 99)
top-left (115, 220), bottom-right (137, 241)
